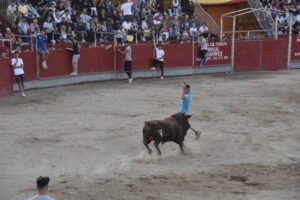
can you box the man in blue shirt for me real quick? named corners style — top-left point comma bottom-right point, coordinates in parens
top-left (27, 176), bottom-right (54, 200)
top-left (37, 29), bottom-right (49, 69)
top-left (181, 83), bottom-right (201, 139)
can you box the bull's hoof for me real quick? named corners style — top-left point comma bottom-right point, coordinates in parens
top-left (148, 150), bottom-right (152, 154)
top-left (157, 152), bottom-right (162, 156)
top-left (195, 131), bottom-right (202, 140)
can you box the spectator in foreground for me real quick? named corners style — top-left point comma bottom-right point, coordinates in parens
top-left (28, 176), bottom-right (54, 200)
top-left (11, 50), bottom-right (26, 97)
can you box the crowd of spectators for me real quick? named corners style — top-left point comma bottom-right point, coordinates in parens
top-left (260, 0), bottom-right (300, 34)
top-left (0, 0), bottom-right (210, 52)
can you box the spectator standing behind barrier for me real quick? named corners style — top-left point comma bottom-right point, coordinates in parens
top-left (37, 29), bottom-right (49, 69)
top-left (198, 35), bottom-right (208, 67)
top-left (121, 0), bottom-right (134, 21)
top-left (151, 40), bottom-right (165, 79)
top-left (28, 176), bottom-right (54, 200)
top-left (11, 50), bottom-right (26, 97)
top-left (118, 41), bottom-right (133, 83)
top-left (66, 37), bottom-right (80, 76)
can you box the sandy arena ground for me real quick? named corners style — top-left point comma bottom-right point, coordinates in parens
top-left (0, 70), bottom-right (300, 200)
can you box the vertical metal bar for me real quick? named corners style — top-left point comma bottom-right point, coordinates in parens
top-left (220, 16), bottom-right (223, 41)
top-left (94, 31), bottom-right (96, 47)
top-left (30, 36), bottom-right (33, 51)
top-left (113, 34), bottom-right (117, 79)
top-left (35, 35), bottom-right (40, 79)
top-left (259, 40), bottom-right (262, 70)
top-left (135, 32), bottom-right (138, 44)
top-left (247, 31), bottom-right (250, 39)
top-left (287, 16), bottom-right (292, 69)
top-left (231, 16), bottom-right (236, 73)
top-left (9, 36), bottom-right (12, 53)
top-left (275, 14), bottom-right (278, 39)
top-left (192, 34), bottom-right (195, 69)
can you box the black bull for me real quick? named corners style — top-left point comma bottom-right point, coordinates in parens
top-left (143, 113), bottom-right (191, 155)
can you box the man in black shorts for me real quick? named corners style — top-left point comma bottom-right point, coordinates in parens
top-left (198, 35), bottom-right (208, 67)
top-left (11, 50), bottom-right (26, 97)
top-left (151, 41), bottom-right (165, 79)
top-left (118, 41), bottom-right (133, 83)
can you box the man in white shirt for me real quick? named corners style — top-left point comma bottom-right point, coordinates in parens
top-left (121, 0), bottom-right (134, 21)
top-left (11, 51), bottom-right (26, 97)
top-left (151, 41), bottom-right (165, 79)
top-left (118, 42), bottom-right (133, 83)
top-left (122, 19), bottom-right (132, 31)
top-left (28, 176), bottom-right (54, 200)
top-left (199, 23), bottom-right (209, 38)
top-left (80, 8), bottom-right (91, 24)
top-left (198, 35), bottom-right (208, 67)
top-left (189, 23), bottom-right (198, 38)
top-left (18, 16), bottom-right (30, 34)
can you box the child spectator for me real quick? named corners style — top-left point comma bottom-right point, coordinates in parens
top-left (11, 50), bottom-right (26, 97)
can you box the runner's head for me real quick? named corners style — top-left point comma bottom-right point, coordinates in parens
top-left (157, 43), bottom-right (162, 49)
top-left (36, 176), bottom-right (50, 194)
top-left (184, 83), bottom-right (190, 93)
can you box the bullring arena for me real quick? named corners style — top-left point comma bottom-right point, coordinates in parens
top-left (1, 71), bottom-right (299, 200)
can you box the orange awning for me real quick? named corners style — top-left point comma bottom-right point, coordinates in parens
top-left (193, 0), bottom-right (246, 5)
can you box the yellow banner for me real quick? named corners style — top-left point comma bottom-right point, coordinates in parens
top-left (193, 0), bottom-right (246, 5)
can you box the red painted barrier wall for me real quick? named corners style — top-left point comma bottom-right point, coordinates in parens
top-left (291, 35), bottom-right (300, 60)
top-left (234, 39), bottom-right (288, 72)
top-left (0, 38), bottom-right (294, 98)
top-left (194, 41), bottom-right (231, 66)
top-left (20, 51), bottom-right (37, 81)
top-left (234, 40), bottom-right (261, 72)
top-left (261, 39), bottom-right (288, 71)
top-left (0, 59), bottom-right (13, 98)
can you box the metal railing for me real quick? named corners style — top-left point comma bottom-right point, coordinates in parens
top-left (193, 3), bottom-right (220, 37)
top-left (248, 0), bottom-right (276, 37)
top-left (223, 29), bottom-right (274, 40)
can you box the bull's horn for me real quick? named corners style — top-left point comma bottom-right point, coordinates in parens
top-left (144, 121), bottom-right (148, 124)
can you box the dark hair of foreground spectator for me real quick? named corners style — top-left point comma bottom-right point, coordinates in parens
top-left (36, 176), bottom-right (50, 189)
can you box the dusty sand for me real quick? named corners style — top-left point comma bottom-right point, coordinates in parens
top-left (0, 70), bottom-right (299, 200)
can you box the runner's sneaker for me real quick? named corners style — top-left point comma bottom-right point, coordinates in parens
top-left (150, 67), bottom-right (156, 70)
top-left (160, 76), bottom-right (164, 79)
top-left (70, 72), bottom-right (78, 76)
top-left (128, 78), bottom-right (133, 83)
top-left (195, 131), bottom-right (202, 139)
top-left (42, 61), bottom-right (48, 69)
top-left (21, 92), bottom-right (26, 97)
